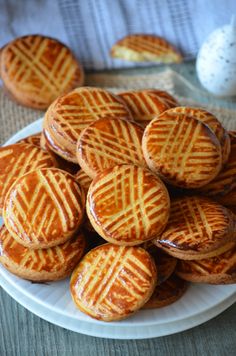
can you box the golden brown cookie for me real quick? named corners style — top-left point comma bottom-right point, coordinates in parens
top-left (142, 111), bottom-right (222, 188)
top-left (77, 118), bottom-right (146, 178)
top-left (110, 34), bottom-right (182, 63)
top-left (70, 244), bottom-right (157, 321)
top-left (0, 225), bottom-right (86, 281)
top-left (18, 133), bottom-right (41, 147)
top-left (118, 90), bottom-right (179, 127)
top-left (87, 165), bottom-right (170, 245)
top-left (43, 87), bottom-right (133, 163)
top-left (3, 168), bottom-right (85, 249)
top-left (153, 196), bottom-right (236, 260)
top-left (199, 131), bottom-right (236, 197)
top-left (166, 107), bottom-right (230, 164)
top-left (0, 142), bottom-right (57, 213)
top-left (74, 170), bottom-right (92, 193)
top-left (176, 244), bottom-right (236, 284)
top-left (142, 275), bottom-right (188, 309)
top-left (0, 35), bottom-right (84, 109)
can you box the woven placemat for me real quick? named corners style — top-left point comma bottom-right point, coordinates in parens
top-left (1, 70), bottom-right (235, 145)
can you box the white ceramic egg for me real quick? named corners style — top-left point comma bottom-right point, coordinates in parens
top-left (196, 16), bottom-right (236, 96)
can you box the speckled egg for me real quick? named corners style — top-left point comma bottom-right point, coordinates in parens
top-left (196, 19), bottom-right (236, 96)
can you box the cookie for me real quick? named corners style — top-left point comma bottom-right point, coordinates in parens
top-left (118, 89), bottom-right (179, 127)
top-left (43, 87), bottom-right (132, 163)
top-left (74, 170), bottom-right (92, 193)
top-left (166, 107), bottom-right (230, 164)
top-left (176, 244), bottom-right (236, 284)
top-left (87, 165), bottom-right (170, 245)
top-left (19, 133), bottom-right (41, 147)
top-left (77, 118), bottom-right (146, 178)
top-left (0, 225), bottom-right (86, 281)
top-left (153, 196), bottom-right (236, 260)
top-left (110, 34), bottom-right (182, 63)
top-left (3, 168), bottom-right (85, 249)
top-left (142, 275), bottom-right (187, 309)
top-left (199, 131), bottom-right (236, 197)
top-left (0, 142), bottom-right (57, 213)
top-left (142, 111), bottom-right (222, 188)
top-left (70, 244), bottom-right (157, 321)
top-left (0, 35), bottom-right (84, 109)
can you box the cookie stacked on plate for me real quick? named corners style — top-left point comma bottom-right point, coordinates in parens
top-left (1, 84), bottom-right (236, 322)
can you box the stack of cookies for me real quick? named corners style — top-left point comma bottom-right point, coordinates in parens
top-left (0, 45), bottom-right (235, 321)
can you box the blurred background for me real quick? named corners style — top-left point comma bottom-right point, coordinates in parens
top-left (1, 0), bottom-right (236, 70)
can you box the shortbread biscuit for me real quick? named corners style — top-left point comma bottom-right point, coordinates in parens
top-left (142, 275), bottom-right (187, 309)
top-left (199, 131), bottom-right (236, 197)
top-left (142, 112), bottom-right (222, 188)
top-left (176, 244), bottom-right (236, 284)
top-left (87, 165), bottom-right (170, 245)
top-left (3, 168), bottom-right (85, 249)
top-left (111, 34), bottom-right (182, 63)
top-left (19, 133), bottom-right (41, 147)
top-left (43, 87), bottom-right (132, 162)
top-left (74, 170), bottom-right (92, 193)
top-left (70, 244), bottom-right (157, 321)
top-left (0, 35), bottom-right (84, 109)
top-left (0, 142), bottom-right (56, 213)
top-left (77, 118), bottom-right (146, 178)
top-left (118, 90), bottom-right (179, 127)
top-left (0, 225), bottom-right (86, 281)
top-left (167, 107), bottom-right (230, 164)
top-left (153, 196), bottom-right (236, 260)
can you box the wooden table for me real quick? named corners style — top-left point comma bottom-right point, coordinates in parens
top-left (1, 61), bottom-right (236, 356)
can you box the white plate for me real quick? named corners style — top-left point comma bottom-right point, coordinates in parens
top-left (0, 119), bottom-right (236, 339)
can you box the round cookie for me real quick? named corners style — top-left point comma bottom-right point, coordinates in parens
top-left (142, 111), bottom-right (222, 188)
top-left (87, 165), bottom-right (170, 246)
top-left (43, 87), bottom-right (133, 163)
top-left (70, 244), bottom-right (157, 321)
top-left (198, 130), bottom-right (236, 197)
top-left (0, 142), bottom-right (57, 213)
top-left (118, 89), bottom-right (179, 127)
top-left (77, 118), bottom-right (146, 178)
top-left (0, 35), bottom-right (84, 109)
top-left (74, 170), bottom-right (92, 193)
top-left (153, 196), bottom-right (236, 260)
top-left (167, 107), bottom-right (230, 164)
top-left (110, 34), bottom-right (182, 63)
top-left (18, 133), bottom-right (41, 147)
top-left (176, 244), bottom-right (236, 284)
top-left (0, 225), bottom-right (86, 281)
top-left (3, 168), bottom-right (85, 249)
top-left (142, 275), bottom-right (188, 309)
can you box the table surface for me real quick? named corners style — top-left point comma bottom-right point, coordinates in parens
top-left (1, 61), bottom-right (236, 356)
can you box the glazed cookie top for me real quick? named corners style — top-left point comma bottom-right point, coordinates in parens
top-left (43, 87), bottom-right (133, 162)
top-left (18, 133), bottom-right (41, 148)
top-left (0, 35), bottom-right (84, 109)
top-left (3, 168), bottom-right (85, 249)
top-left (77, 118), bottom-right (146, 178)
top-left (110, 34), bottom-right (182, 63)
top-left (70, 244), bottom-right (157, 321)
top-left (142, 112), bottom-right (222, 188)
top-left (74, 170), bottom-right (92, 193)
top-left (118, 90), bottom-right (179, 127)
top-left (0, 142), bottom-right (56, 212)
top-left (154, 196), bottom-right (236, 254)
top-left (167, 107), bottom-right (230, 164)
top-left (87, 165), bottom-right (170, 245)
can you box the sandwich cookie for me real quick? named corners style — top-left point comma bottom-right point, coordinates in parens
top-left (142, 275), bottom-right (188, 309)
top-left (0, 225), bottom-right (86, 282)
top-left (118, 90), bottom-right (179, 127)
top-left (87, 165), bottom-right (170, 246)
top-left (153, 196), bottom-right (236, 260)
top-left (0, 35), bottom-right (84, 109)
top-left (176, 244), bottom-right (236, 284)
top-left (43, 87), bottom-right (133, 163)
top-left (3, 168), bottom-right (85, 249)
top-left (166, 107), bottom-right (230, 164)
top-left (110, 34), bottom-right (182, 63)
top-left (0, 142), bottom-right (57, 213)
top-left (70, 244), bottom-right (157, 321)
top-left (142, 112), bottom-right (222, 188)
top-left (77, 118), bottom-right (146, 178)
